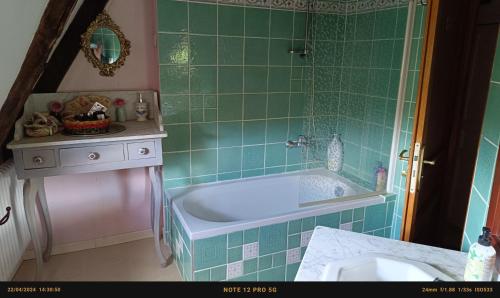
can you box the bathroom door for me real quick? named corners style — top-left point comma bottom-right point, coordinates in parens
top-left (401, 0), bottom-right (500, 249)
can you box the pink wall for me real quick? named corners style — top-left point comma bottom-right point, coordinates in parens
top-left (48, 0), bottom-right (159, 245)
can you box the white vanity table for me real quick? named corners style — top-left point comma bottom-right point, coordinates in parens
top-left (7, 90), bottom-right (169, 278)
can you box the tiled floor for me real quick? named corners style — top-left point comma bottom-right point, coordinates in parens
top-left (13, 238), bottom-right (182, 281)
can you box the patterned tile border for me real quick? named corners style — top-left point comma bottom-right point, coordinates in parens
top-left (176, 0), bottom-right (410, 14)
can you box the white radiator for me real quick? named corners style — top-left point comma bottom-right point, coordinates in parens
top-left (0, 160), bottom-right (29, 280)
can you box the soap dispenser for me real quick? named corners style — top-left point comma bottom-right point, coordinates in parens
top-left (135, 93), bottom-right (148, 121)
top-left (463, 227), bottom-right (496, 281)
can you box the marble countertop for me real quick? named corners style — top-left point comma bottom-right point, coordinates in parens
top-left (295, 226), bottom-right (467, 281)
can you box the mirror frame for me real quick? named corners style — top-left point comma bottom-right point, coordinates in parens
top-left (81, 11), bottom-right (131, 76)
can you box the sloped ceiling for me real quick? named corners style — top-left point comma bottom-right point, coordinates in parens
top-left (0, 0), bottom-right (50, 108)
top-left (0, 0), bottom-right (83, 109)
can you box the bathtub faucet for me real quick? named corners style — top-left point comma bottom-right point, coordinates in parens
top-left (286, 135), bottom-right (309, 148)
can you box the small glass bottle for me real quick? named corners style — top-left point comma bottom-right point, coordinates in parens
top-left (135, 93), bottom-right (148, 121)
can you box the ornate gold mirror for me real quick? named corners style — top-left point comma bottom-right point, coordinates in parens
top-left (81, 11), bottom-right (130, 76)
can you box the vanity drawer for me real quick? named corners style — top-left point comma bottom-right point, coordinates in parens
top-left (22, 149), bottom-right (56, 169)
top-left (60, 144), bottom-right (125, 167)
top-left (127, 141), bottom-right (156, 160)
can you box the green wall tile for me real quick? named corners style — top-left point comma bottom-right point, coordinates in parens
top-left (162, 95), bottom-right (189, 124)
top-left (228, 231), bottom-right (243, 248)
top-left (164, 124), bottom-right (190, 152)
top-left (191, 149), bottom-right (217, 176)
top-left (244, 67), bottom-right (268, 93)
top-left (483, 83), bottom-right (500, 144)
top-left (163, 152), bottom-right (190, 179)
top-left (160, 65), bottom-right (189, 94)
top-left (374, 9), bottom-right (397, 39)
top-left (259, 223), bottom-right (287, 255)
top-left (268, 67), bottom-right (291, 92)
top-left (354, 208), bottom-right (365, 221)
top-left (218, 94), bottom-right (243, 121)
top-left (189, 2), bottom-right (217, 34)
top-left (266, 119), bottom-right (288, 143)
top-left (231, 273), bottom-right (258, 281)
top-left (355, 12), bottom-right (375, 40)
top-left (288, 234), bottom-right (300, 249)
top-left (352, 221), bottom-right (364, 233)
top-left (286, 263), bottom-right (300, 281)
top-left (269, 39), bottom-right (293, 66)
top-left (243, 145), bottom-right (265, 170)
top-left (228, 246), bottom-right (243, 263)
top-left (218, 122), bottom-right (243, 147)
top-left (158, 33), bottom-right (189, 65)
top-left (194, 234), bottom-right (227, 270)
top-left (218, 171), bottom-right (241, 181)
top-left (190, 66), bottom-right (217, 94)
top-left (243, 120), bottom-right (266, 145)
top-left (210, 265), bottom-right (227, 281)
top-left (316, 213), bottom-right (340, 229)
top-left (191, 122), bottom-right (217, 150)
top-left (245, 7), bottom-right (270, 37)
top-left (259, 255), bottom-right (272, 270)
top-left (194, 269), bottom-right (210, 281)
top-left (244, 94), bottom-right (267, 120)
top-left (364, 203), bottom-right (387, 232)
top-left (218, 5), bottom-right (244, 36)
top-left (243, 169), bottom-right (265, 177)
top-left (157, 0), bottom-right (187, 32)
top-left (265, 144), bottom-right (286, 167)
top-left (341, 209), bottom-right (353, 224)
top-left (192, 175), bottom-right (216, 185)
top-left (244, 228), bottom-right (259, 244)
top-left (219, 37), bottom-right (244, 65)
top-left (259, 266), bottom-right (285, 281)
top-left (473, 138), bottom-right (497, 199)
top-left (218, 147), bottom-right (242, 172)
top-left (268, 93), bottom-right (290, 118)
top-left (288, 219), bottom-right (301, 235)
top-left (273, 252), bottom-right (286, 267)
top-left (301, 217), bottom-right (315, 231)
top-left (270, 10), bottom-right (294, 38)
top-left (245, 38), bottom-right (269, 65)
top-left (190, 35), bottom-right (217, 65)
top-left (244, 258), bottom-right (258, 274)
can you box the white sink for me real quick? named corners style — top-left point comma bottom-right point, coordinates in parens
top-left (321, 254), bottom-right (455, 281)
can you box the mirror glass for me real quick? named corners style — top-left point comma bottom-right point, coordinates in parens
top-left (90, 27), bottom-right (121, 64)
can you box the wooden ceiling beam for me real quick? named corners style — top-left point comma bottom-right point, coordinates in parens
top-left (34, 0), bottom-right (109, 93)
top-left (0, 0), bottom-right (78, 162)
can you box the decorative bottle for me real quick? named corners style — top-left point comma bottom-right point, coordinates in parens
top-left (135, 93), bottom-right (148, 121)
top-left (327, 133), bottom-right (343, 172)
top-left (464, 227), bottom-right (496, 281)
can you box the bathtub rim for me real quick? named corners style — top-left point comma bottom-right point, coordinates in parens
top-left (168, 170), bottom-right (391, 240)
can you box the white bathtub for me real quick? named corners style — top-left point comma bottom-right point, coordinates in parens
top-left (169, 168), bottom-right (386, 240)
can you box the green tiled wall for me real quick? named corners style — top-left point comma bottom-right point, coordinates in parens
top-left (390, 4), bottom-right (426, 239)
top-left (461, 34), bottom-right (500, 252)
top-left (171, 196), bottom-right (395, 281)
top-left (328, 3), bottom-right (411, 188)
top-left (158, 0), bottom-right (312, 191)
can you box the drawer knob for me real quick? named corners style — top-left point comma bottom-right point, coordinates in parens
top-left (88, 152), bottom-right (100, 160)
top-left (33, 156), bottom-right (44, 165)
top-left (138, 148), bottom-right (149, 155)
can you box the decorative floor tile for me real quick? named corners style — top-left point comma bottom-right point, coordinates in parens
top-left (227, 261), bottom-right (244, 280)
top-left (286, 248), bottom-right (301, 264)
top-left (300, 230), bottom-right (313, 247)
top-left (243, 242), bottom-right (259, 260)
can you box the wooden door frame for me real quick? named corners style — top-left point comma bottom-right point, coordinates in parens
top-left (400, 0), bottom-right (441, 241)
